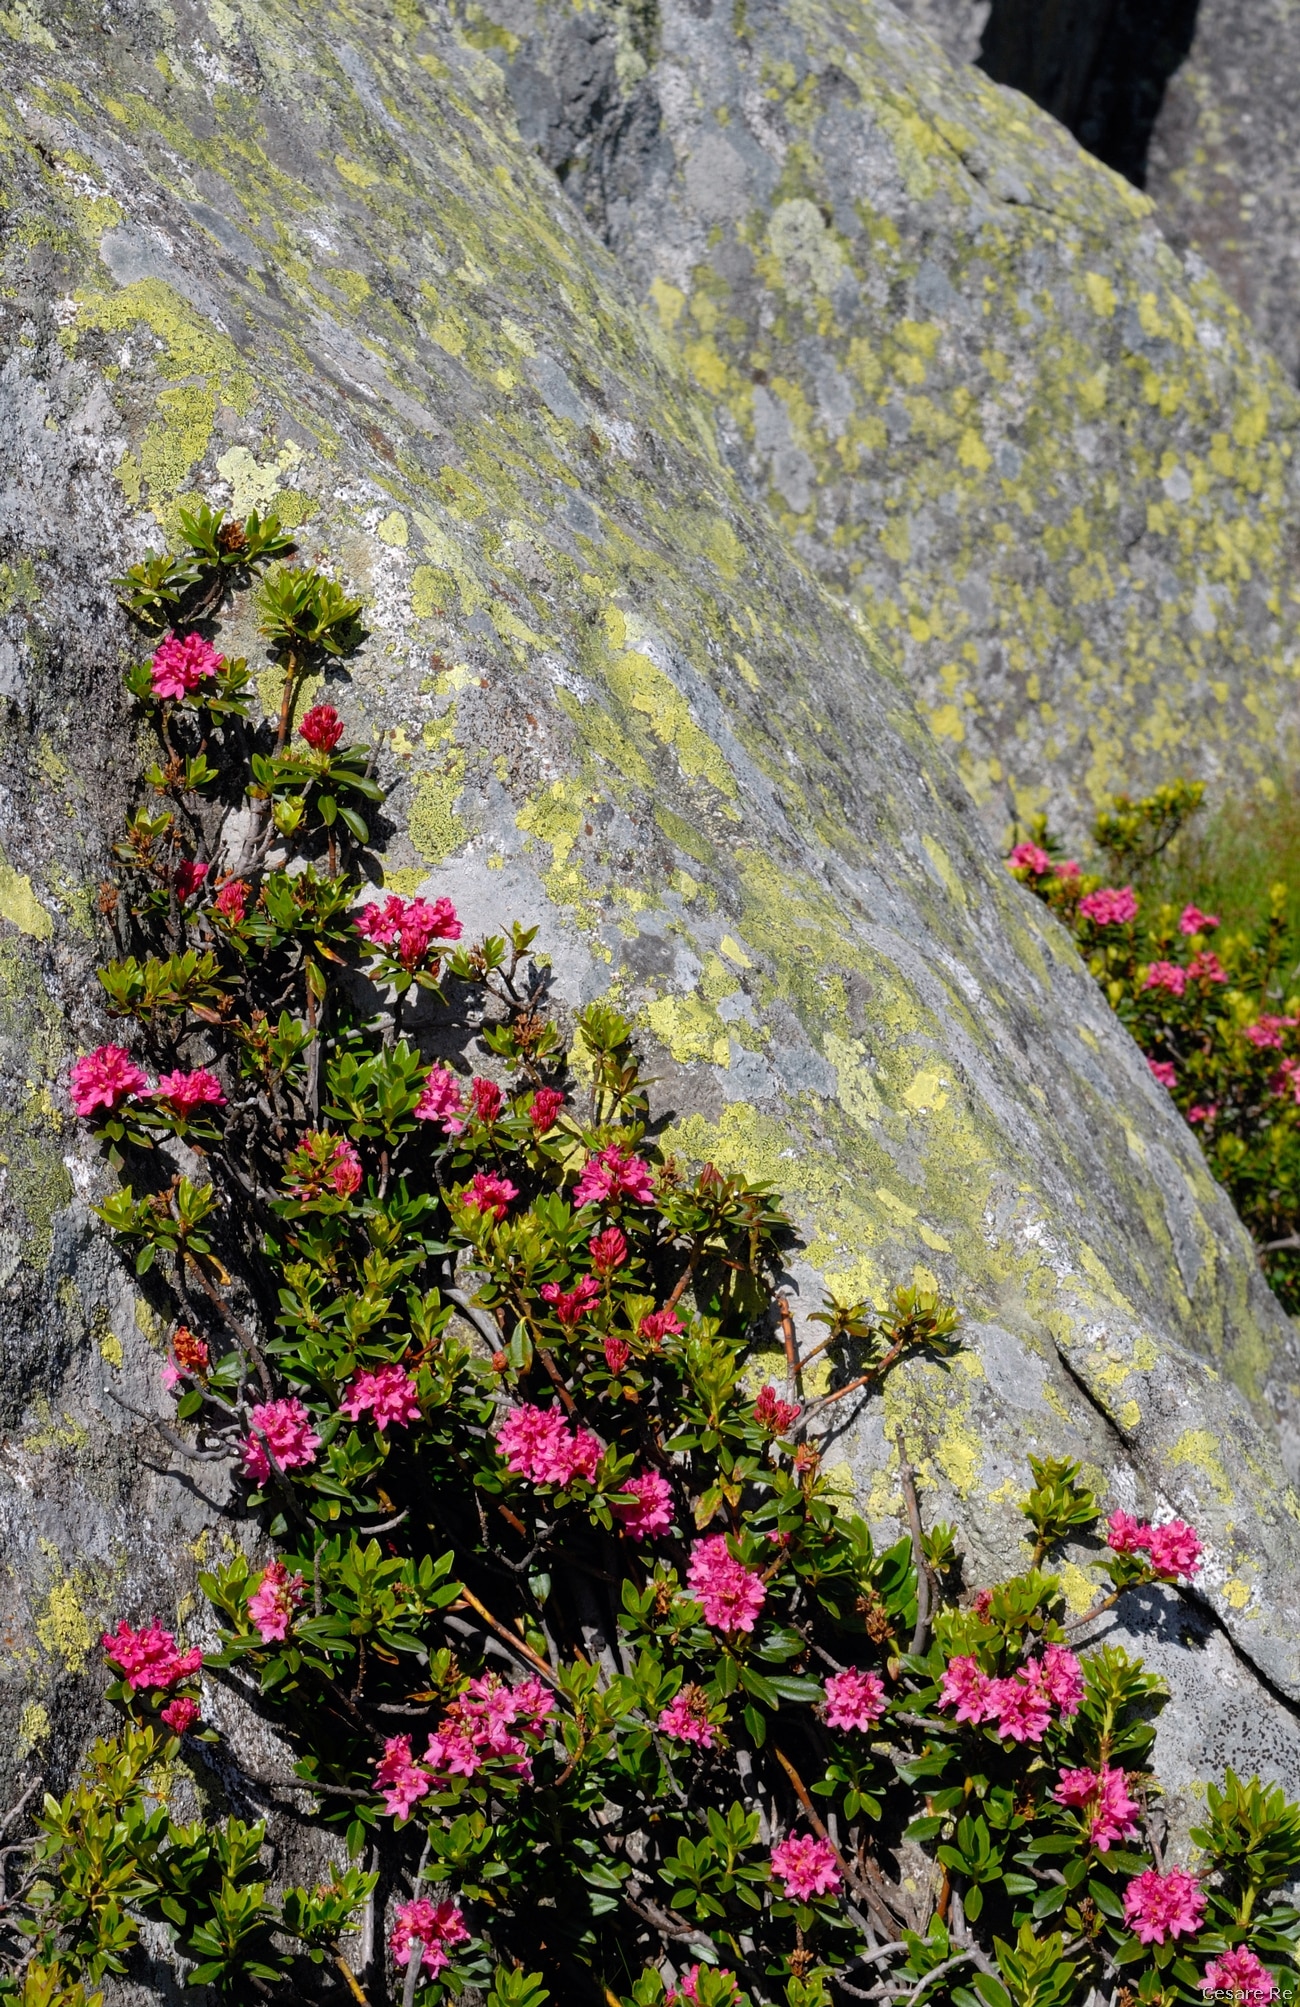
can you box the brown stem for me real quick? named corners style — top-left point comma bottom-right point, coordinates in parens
top-left (894, 1443), bottom-right (934, 1655)
top-left (771, 1744), bottom-right (901, 1932)
top-left (665, 1239), bottom-right (701, 1314)
top-left (275, 647), bottom-right (300, 753)
top-left (779, 1294), bottom-right (803, 1406)
top-left (335, 1956), bottom-right (370, 2005)
top-left (190, 1262), bottom-right (273, 1396)
top-left (453, 1584), bottom-right (564, 1691)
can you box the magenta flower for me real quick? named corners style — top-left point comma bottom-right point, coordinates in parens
top-left (413, 1065), bottom-right (466, 1132)
top-left (340, 1363), bottom-right (421, 1431)
top-left (241, 1397), bottom-right (321, 1486)
top-left (1200, 1949), bottom-right (1276, 2002)
top-left (938, 1654), bottom-right (993, 1725)
top-left (1106, 1509), bottom-right (1149, 1554)
top-left (497, 1403), bottom-right (602, 1487)
top-left (1148, 1058), bottom-right (1177, 1089)
top-left (1189, 950), bottom-right (1229, 984)
top-left (573, 1144), bottom-right (656, 1209)
top-left (1188, 1102), bottom-right (1219, 1123)
top-left (172, 858), bottom-right (209, 902)
top-left (669, 1969), bottom-right (740, 2006)
top-left (1144, 960), bottom-right (1188, 997)
top-left (984, 1672), bottom-right (1053, 1744)
top-left (69, 1044), bottom-right (148, 1117)
top-left (824, 1668), bottom-right (886, 1732)
top-left (154, 1067), bottom-right (226, 1112)
top-left (469, 1076), bottom-right (502, 1123)
top-left (462, 1171), bottom-right (518, 1221)
top-left (753, 1384), bottom-right (801, 1434)
top-left (213, 877), bottom-right (249, 922)
top-left (589, 1226), bottom-right (627, 1273)
top-left (1243, 1015), bottom-right (1296, 1048)
top-left (101, 1619), bottom-right (202, 1692)
top-left (287, 1131), bottom-right (363, 1201)
top-left (299, 703), bottom-right (344, 752)
top-left (375, 1735), bottom-right (433, 1819)
top-left (658, 1686), bottom-right (717, 1748)
top-left (1123, 1867), bottom-right (1206, 1945)
top-left (354, 893), bottom-right (461, 966)
top-left (1053, 1764), bottom-right (1141, 1851)
top-left (640, 1307), bottom-right (684, 1345)
top-left (424, 1673), bottom-right (553, 1784)
top-left (1008, 842), bottom-right (1051, 875)
top-left (530, 1086), bottom-right (566, 1132)
top-left (1147, 1518), bottom-right (1203, 1579)
top-left (686, 1536), bottom-right (766, 1633)
top-left (1079, 885), bottom-right (1138, 925)
top-left (389, 1897), bottom-right (468, 1976)
top-left (770, 1832), bottom-right (841, 1900)
top-left (612, 1469), bottom-right (673, 1540)
top-left (160, 1695), bottom-right (200, 1735)
top-left (1180, 904), bottom-right (1220, 936)
top-left (540, 1275), bottom-right (601, 1327)
top-left (604, 1333), bottom-right (631, 1373)
top-left (247, 1560), bottom-right (304, 1643)
top-left (150, 631), bottom-right (223, 701)
top-left (1038, 1644), bottom-right (1084, 1716)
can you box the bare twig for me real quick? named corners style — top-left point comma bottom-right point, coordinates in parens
top-left (894, 1442), bottom-right (935, 1655)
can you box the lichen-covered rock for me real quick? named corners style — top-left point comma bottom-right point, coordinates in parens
top-left (1, 0), bottom-right (1300, 1859)
top-left (476, 0), bottom-right (1300, 843)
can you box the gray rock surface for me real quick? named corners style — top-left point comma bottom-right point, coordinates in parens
top-left (1, 0), bottom-right (1300, 1929)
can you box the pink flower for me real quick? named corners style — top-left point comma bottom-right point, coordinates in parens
top-left (1079, 885), bottom-right (1138, 926)
top-left (375, 1735), bottom-right (433, 1819)
top-left (770, 1833), bottom-right (841, 1900)
top-left (214, 877), bottom-right (249, 922)
top-left (640, 1307), bottom-right (684, 1345)
top-left (604, 1333), bottom-right (631, 1373)
top-left (340, 1363), bottom-right (421, 1431)
top-left (247, 1559), bottom-right (304, 1643)
top-left (669, 1968), bottom-right (740, 2006)
top-left (1144, 961), bottom-right (1188, 998)
top-left (589, 1226), bottom-right (627, 1273)
top-left (612, 1469), bottom-right (673, 1540)
top-left (1106, 1509), bottom-right (1150, 1554)
top-left (462, 1172), bottom-right (518, 1221)
top-left (1275, 1058), bottom-right (1300, 1105)
top-left (424, 1673), bottom-right (553, 1783)
top-left (1188, 1103), bottom-right (1218, 1123)
top-left (1201, 1949), bottom-right (1276, 2002)
top-left (753, 1384), bottom-right (801, 1434)
top-left (1148, 1058), bottom-right (1177, 1089)
top-left (413, 1065), bottom-right (466, 1132)
top-left (824, 1668), bottom-right (887, 1732)
top-left (939, 1654), bottom-right (993, 1725)
top-left (1123, 1867), bottom-right (1206, 1945)
top-left (70, 1044), bottom-right (149, 1117)
top-left (150, 631), bottom-right (223, 701)
top-left (573, 1145), bottom-right (656, 1209)
top-left (497, 1403), bottom-right (602, 1487)
top-left (299, 703), bottom-right (344, 752)
top-left (1057, 859), bottom-right (1081, 879)
top-left (1147, 1518), bottom-right (1202, 1579)
top-left (1243, 1015), bottom-right (1296, 1048)
top-left (354, 894), bottom-right (461, 965)
top-left (241, 1397), bottom-right (321, 1486)
top-left (101, 1619), bottom-right (202, 1692)
top-left (1180, 905), bottom-right (1220, 936)
top-left (540, 1275), bottom-right (601, 1327)
top-left (1189, 950), bottom-right (1229, 984)
top-left (658, 1686), bottom-right (717, 1748)
top-left (530, 1087), bottom-right (566, 1133)
top-left (1053, 1764), bottom-right (1141, 1851)
top-left (154, 1067), bottom-right (226, 1112)
top-left (686, 1536), bottom-right (766, 1633)
top-left (1008, 842), bottom-right (1051, 875)
top-left (173, 858), bottom-right (209, 902)
top-left (287, 1131), bottom-right (363, 1201)
top-left (160, 1695), bottom-right (200, 1735)
top-left (972, 1590), bottom-right (993, 1620)
top-left (985, 1672), bottom-right (1053, 1743)
top-left (470, 1077), bottom-right (502, 1123)
top-left (169, 1327), bottom-right (210, 1380)
top-left (1035, 1643), bottom-right (1084, 1716)
top-left (389, 1897), bottom-right (468, 1976)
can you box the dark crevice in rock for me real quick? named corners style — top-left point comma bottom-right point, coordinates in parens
top-left (976, 0), bottom-right (1200, 188)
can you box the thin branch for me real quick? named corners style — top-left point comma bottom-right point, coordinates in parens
top-left (894, 1442), bottom-right (935, 1656)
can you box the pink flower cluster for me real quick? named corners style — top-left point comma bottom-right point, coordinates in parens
top-left (173, 858), bottom-right (208, 902)
top-left (1144, 960), bottom-right (1188, 998)
top-left (375, 1675), bottom-right (554, 1814)
top-left (214, 877), bottom-right (249, 923)
top-left (753, 1384), bottom-right (801, 1434)
top-left (241, 1397), bottom-right (321, 1486)
top-left (101, 1619), bottom-right (202, 1692)
top-left (824, 1668), bottom-right (887, 1732)
top-left (354, 893), bottom-right (461, 967)
top-left (248, 1560), bottom-right (305, 1643)
top-left (1189, 950), bottom-right (1229, 984)
top-left (1201, 1950), bottom-right (1276, 2002)
top-left (668, 1968), bottom-right (740, 2006)
top-left (389, 1897), bottom-right (468, 1977)
top-left (1180, 905), bottom-right (1220, 936)
top-left (769, 1832), bottom-right (840, 1900)
top-left (299, 703), bottom-right (344, 753)
top-left (640, 1307), bottom-right (684, 1346)
top-left (540, 1274), bottom-right (601, 1327)
top-left (1106, 1511), bottom-right (1203, 1578)
top-left (938, 1644), bottom-right (1083, 1743)
top-left (461, 1171), bottom-right (518, 1220)
top-left (1243, 1015), bottom-right (1297, 1049)
top-left (161, 1695), bottom-right (200, 1735)
top-left (611, 1468), bottom-right (673, 1539)
top-left (1079, 885), bottom-right (1138, 926)
top-left (70, 1044), bottom-right (148, 1117)
top-left (589, 1226), bottom-right (627, 1274)
top-left (1054, 1764), bottom-right (1140, 1851)
top-left (658, 1685), bottom-right (717, 1748)
top-left (1123, 1866), bottom-right (1206, 1945)
top-left (340, 1363), bottom-right (421, 1431)
top-left (288, 1131), bottom-right (363, 1201)
top-left (573, 1145), bottom-right (655, 1209)
top-left (498, 1403), bottom-right (602, 1487)
top-left (1275, 1058), bottom-right (1300, 1105)
top-left (1149, 1059), bottom-right (1177, 1090)
top-left (150, 631), bottom-right (223, 701)
top-left (686, 1537), bottom-right (766, 1633)
top-left (1008, 842), bottom-right (1051, 875)
top-left (155, 1067), bottom-right (226, 1113)
top-left (530, 1086), bottom-right (565, 1132)
top-left (414, 1064), bottom-right (465, 1131)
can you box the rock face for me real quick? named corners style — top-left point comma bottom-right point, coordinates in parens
top-left (480, 0), bottom-right (1300, 844)
top-left (2, 0), bottom-right (1300, 1910)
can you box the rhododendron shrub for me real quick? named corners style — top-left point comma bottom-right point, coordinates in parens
top-left (12, 516), bottom-right (1300, 2007)
top-left (1009, 783), bottom-right (1300, 1310)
